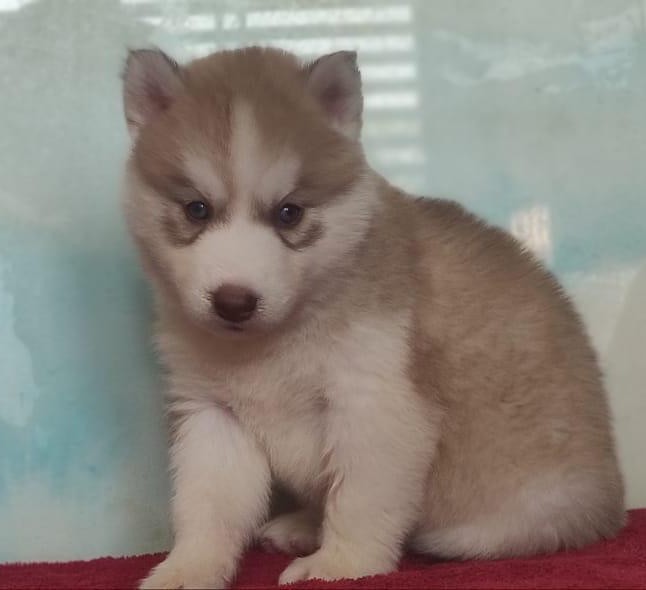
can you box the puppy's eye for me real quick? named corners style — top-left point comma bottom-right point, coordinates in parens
top-left (185, 200), bottom-right (210, 221)
top-left (276, 203), bottom-right (303, 227)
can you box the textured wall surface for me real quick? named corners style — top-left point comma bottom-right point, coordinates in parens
top-left (1, 0), bottom-right (644, 562)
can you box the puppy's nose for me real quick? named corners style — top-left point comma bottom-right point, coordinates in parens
top-left (210, 284), bottom-right (258, 323)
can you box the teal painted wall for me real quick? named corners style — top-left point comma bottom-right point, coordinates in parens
top-left (1, 0), bottom-right (645, 561)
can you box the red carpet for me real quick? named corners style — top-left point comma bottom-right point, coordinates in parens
top-left (2, 510), bottom-right (645, 589)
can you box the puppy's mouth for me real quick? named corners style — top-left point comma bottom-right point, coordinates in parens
top-left (223, 322), bottom-right (245, 333)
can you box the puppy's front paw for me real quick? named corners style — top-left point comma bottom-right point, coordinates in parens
top-left (139, 553), bottom-right (230, 589)
top-left (258, 510), bottom-right (320, 556)
top-left (278, 548), bottom-right (395, 585)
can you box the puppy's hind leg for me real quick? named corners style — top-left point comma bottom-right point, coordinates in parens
top-left (258, 509), bottom-right (321, 556)
top-left (412, 472), bottom-right (625, 560)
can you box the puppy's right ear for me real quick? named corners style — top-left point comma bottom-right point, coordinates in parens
top-left (122, 49), bottom-right (183, 141)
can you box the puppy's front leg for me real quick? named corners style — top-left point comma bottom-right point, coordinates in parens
top-left (279, 321), bottom-right (437, 584)
top-left (141, 403), bottom-right (270, 589)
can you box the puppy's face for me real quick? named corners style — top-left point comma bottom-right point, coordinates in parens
top-left (123, 47), bottom-right (372, 333)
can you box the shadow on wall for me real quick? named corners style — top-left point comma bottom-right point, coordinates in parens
top-left (606, 262), bottom-right (646, 509)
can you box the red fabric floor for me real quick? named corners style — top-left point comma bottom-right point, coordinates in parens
top-left (2, 509), bottom-right (645, 589)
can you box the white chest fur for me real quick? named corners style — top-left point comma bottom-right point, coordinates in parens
top-left (224, 348), bottom-right (328, 498)
top-left (157, 322), bottom-right (330, 498)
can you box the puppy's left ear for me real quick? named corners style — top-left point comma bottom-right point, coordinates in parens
top-left (122, 48), bottom-right (184, 142)
top-left (305, 51), bottom-right (363, 140)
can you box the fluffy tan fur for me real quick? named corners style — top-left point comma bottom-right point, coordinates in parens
top-left (121, 47), bottom-right (624, 589)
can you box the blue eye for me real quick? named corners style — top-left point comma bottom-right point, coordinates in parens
top-left (277, 203), bottom-right (303, 227)
top-left (186, 200), bottom-right (209, 221)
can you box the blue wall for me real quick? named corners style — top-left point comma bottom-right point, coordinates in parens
top-left (1, 0), bottom-right (645, 561)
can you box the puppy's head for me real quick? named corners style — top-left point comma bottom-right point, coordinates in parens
top-left (122, 47), bottom-right (374, 334)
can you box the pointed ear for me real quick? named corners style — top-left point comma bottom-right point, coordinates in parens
top-left (122, 48), bottom-right (183, 141)
top-left (305, 51), bottom-right (363, 140)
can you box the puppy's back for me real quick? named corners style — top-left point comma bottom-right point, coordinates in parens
top-left (407, 196), bottom-right (624, 556)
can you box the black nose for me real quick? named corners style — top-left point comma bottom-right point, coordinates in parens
top-left (210, 284), bottom-right (259, 323)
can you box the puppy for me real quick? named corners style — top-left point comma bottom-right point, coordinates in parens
top-left (120, 47), bottom-right (625, 589)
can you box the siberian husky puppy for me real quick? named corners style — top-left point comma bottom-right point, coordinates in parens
top-left (121, 47), bottom-right (624, 589)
